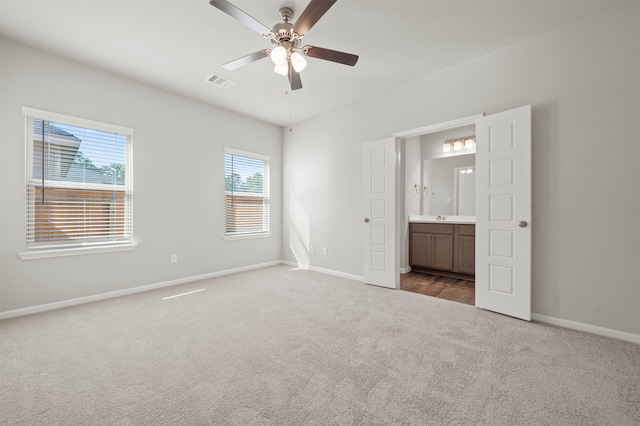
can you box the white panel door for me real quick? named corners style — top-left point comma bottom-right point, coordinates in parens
top-left (476, 105), bottom-right (532, 320)
top-left (362, 138), bottom-right (397, 288)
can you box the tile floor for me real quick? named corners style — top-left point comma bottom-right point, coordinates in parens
top-left (400, 271), bottom-right (475, 305)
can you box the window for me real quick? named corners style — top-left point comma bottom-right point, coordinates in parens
top-left (22, 107), bottom-right (134, 254)
top-left (224, 148), bottom-right (270, 237)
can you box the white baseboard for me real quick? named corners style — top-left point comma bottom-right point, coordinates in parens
top-left (281, 260), bottom-right (363, 282)
top-left (3, 261), bottom-right (637, 346)
top-left (400, 266), bottom-right (412, 274)
top-left (0, 261), bottom-right (282, 321)
top-left (285, 262), bottom-right (639, 345)
top-left (532, 313), bottom-right (640, 345)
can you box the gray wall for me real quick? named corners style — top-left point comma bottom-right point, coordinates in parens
top-left (0, 39), bottom-right (282, 313)
top-left (282, 3), bottom-right (640, 334)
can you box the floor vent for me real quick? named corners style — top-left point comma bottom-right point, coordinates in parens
top-left (207, 73), bottom-right (235, 89)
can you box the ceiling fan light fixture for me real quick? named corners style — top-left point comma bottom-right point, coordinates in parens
top-left (210, 0), bottom-right (359, 91)
top-left (274, 61), bottom-right (288, 76)
top-left (270, 46), bottom-right (287, 65)
top-left (290, 51), bottom-right (307, 72)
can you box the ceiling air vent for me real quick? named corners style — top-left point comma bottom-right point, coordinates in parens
top-left (207, 73), bottom-right (235, 89)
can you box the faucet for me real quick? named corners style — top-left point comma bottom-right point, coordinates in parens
top-left (437, 215), bottom-right (446, 221)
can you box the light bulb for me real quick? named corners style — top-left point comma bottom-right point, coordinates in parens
top-left (443, 142), bottom-right (451, 152)
top-left (274, 62), bottom-right (288, 76)
top-left (270, 46), bottom-right (287, 65)
top-left (464, 138), bottom-right (475, 149)
top-left (453, 141), bottom-right (462, 151)
top-left (290, 51), bottom-right (307, 72)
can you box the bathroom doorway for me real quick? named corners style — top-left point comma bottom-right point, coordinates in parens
top-left (400, 122), bottom-right (477, 306)
top-left (380, 105), bottom-right (532, 321)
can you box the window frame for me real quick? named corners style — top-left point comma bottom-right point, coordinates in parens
top-left (19, 107), bottom-right (136, 260)
top-left (224, 147), bottom-right (271, 240)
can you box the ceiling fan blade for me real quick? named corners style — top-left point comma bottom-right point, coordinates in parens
top-left (288, 62), bottom-right (303, 91)
top-left (304, 45), bottom-right (359, 66)
top-left (223, 49), bottom-right (270, 70)
top-left (209, 0), bottom-right (271, 35)
top-left (293, 0), bottom-right (337, 36)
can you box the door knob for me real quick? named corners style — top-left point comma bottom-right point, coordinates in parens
top-left (364, 218), bottom-right (370, 223)
top-left (518, 220), bottom-right (528, 228)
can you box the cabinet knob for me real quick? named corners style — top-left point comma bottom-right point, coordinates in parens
top-left (364, 218), bottom-right (370, 223)
top-left (518, 220), bottom-right (528, 228)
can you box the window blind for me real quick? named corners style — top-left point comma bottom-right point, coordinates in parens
top-left (25, 113), bottom-right (133, 249)
top-left (225, 149), bottom-right (270, 236)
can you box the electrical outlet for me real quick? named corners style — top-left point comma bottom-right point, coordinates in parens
top-left (309, 245), bottom-right (314, 254)
top-left (323, 248), bottom-right (328, 256)
top-left (170, 254), bottom-right (178, 264)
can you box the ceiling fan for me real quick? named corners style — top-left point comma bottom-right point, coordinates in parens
top-left (209, 0), bottom-right (359, 90)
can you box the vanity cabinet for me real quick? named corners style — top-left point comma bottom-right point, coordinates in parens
top-left (410, 224), bottom-right (454, 270)
top-left (409, 223), bottom-right (475, 277)
top-left (457, 225), bottom-right (476, 275)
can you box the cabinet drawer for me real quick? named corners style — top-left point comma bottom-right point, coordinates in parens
top-left (458, 224), bottom-right (475, 236)
top-left (410, 223), bottom-right (453, 234)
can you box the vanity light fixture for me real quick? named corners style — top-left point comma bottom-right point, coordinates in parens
top-left (443, 136), bottom-right (476, 152)
top-left (464, 137), bottom-right (475, 149)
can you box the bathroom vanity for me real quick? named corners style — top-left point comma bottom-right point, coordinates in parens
top-left (408, 216), bottom-right (475, 278)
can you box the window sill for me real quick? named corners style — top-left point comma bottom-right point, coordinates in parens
top-left (19, 243), bottom-right (138, 260)
top-left (223, 233), bottom-right (271, 241)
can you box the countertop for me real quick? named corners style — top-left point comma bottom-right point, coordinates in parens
top-left (408, 215), bottom-right (476, 224)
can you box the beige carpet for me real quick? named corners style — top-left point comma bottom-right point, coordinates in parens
top-left (1, 265), bottom-right (638, 425)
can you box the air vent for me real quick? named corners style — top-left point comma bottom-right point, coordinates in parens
top-left (207, 73), bottom-right (235, 89)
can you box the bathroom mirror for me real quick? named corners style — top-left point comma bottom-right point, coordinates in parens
top-left (454, 165), bottom-right (476, 215)
top-left (422, 154), bottom-right (476, 215)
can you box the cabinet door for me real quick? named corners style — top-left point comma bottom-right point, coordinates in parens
top-left (431, 234), bottom-right (454, 270)
top-left (458, 235), bottom-right (476, 275)
top-left (411, 233), bottom-right (432, 267)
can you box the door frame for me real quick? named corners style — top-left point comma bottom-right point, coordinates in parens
top-left (392, 113), bottom-right (484, 287)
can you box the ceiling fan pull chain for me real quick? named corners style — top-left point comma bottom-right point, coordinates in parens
top-left (288, 90), bottom-right (293, 132)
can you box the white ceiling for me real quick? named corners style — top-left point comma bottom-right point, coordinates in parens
top-left (0, 0), bottom-right (614, 126)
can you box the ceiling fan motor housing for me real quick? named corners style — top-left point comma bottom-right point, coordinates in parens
top-left (271, 22), bottom-right (300, 49)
